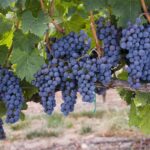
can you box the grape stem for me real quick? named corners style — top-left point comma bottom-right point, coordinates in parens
top-left (49, 0), bottom-right (55, 17)
top-left (40, 0), bottom-right (65, 34)
top-left (96, 80), bottom-right (150, 93)
top-left (140, 0), bottom-right (150, 23)
top-left (40, 0), bottom-right (45, 12)
top-left (90, 11), bottom-right (103, 57)
top-left (45, 31), bottom-right (51, 51)
top-left (48, 0), bottom-right (64, 34)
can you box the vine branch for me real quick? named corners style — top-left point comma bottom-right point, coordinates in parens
top-left (140, 0), bottom-right (150, 23)
top-left (40, 0), bottom-right (45, 12)
top-left (49, 0), bottom-right (55, 17)
top-left (90, 11), bottom-right (103, 57)
top-left (96, 80), bottom-right (150, 93)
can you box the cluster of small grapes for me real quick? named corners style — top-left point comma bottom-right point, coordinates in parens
top-left (49, 31), bottom-right (91, 59)
top-left (120, 18), bottom-right (150, 88)
top-left (0, 67), bottom-right (24, 123)
top-left (32, 59), bottom-right (61, 115)
top-left (0, 119), bottom-right (5, 140)
top-left (76, 57), bottom-right (97, 102)
top-left (96, 17), bottom-right (120, 87)
top-left (61, 80), bottom-right (77, 116)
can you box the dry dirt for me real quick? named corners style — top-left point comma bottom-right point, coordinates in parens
top-left (0, 89), bottom-right (150, 150)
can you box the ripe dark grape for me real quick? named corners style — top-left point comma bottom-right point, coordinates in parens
top-left (0, 119), bottom-right (5, 140)
top-left (96, 17), bottom-right (121, 85)
top-left (0, 67), bottom-right (24, 123)
top-left (120, 18), bottom-right (150, 88)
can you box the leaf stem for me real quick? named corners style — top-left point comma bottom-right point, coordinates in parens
top-left (90, 11), bottom-right (103, 57)
top-left (140, 0), bottom-right (150, 23)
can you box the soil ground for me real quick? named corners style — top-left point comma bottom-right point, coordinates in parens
top-left (0, 89), bottom-right (150, 150)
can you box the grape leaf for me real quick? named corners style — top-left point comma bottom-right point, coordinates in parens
top-left (64, 14), bottom-right (85, 33)
top-left (129, 102), bottom-right (141, 127)
top-left (22, 11), bottom-right (50, 37)
top-left (117, 71), bottom-right (128, 81)
top-left (138, 105), bottom-right (150, 134)
top-left (0, 101), bottom-right (6, 118)
top-left (0, 14), bottom-right (12, 39)
top-left (13, 30), bottom-right (40, 52)
top-left (0, 0), bottom-right (17, 9)
top-left (25, 0), bottom-right (41, 17)
top-left (82, 0), bottom-right (108, 11)
top-left (129, 102), bottom-right (150, 134)
top-left (21, 80), bottom-right (38, 100)
top-left (134, 92), bottom-right (150, 107)
top-left (0, 45), bottom-right (9, 65)
top-left (11, 48), bottom-right (44, 82)
top-left (0, 31), bottom-right (13, 48)
top-left (118, 88), bottom-right (134, 104)
top-left (108, 0), bottom-right (141, 27)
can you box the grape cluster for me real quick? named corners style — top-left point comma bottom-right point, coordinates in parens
top-left (32, 59), bottom-right (61, 115)
top-left (61, 80), bottom-right (77, 116)
top-left (76, 57), bottom-right (97, 102)
top-left (120, 18), bottom-right (150, 88)
top-left (49, 31), bottom-right (91, 59)
top-left (0, 119), bottom-right (5, 140)
top-left (0, 67), bottom-right (24, 123)
top-left (96, 17), bottom-right (121, 85)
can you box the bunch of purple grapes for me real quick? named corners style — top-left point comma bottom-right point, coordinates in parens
top-left (32, 59), bottom-right (61, 115)
top-left (120, 18), bottom-right (150, 88)
top-left (0, 67), bottom-right (24, 123)
top-left (96, 17), bottom-right (121, 86)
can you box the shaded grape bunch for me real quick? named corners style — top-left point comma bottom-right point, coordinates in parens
top-left (96, 17), bottom-right (121, 86)
top-left (120, 18), bottom-right (150, 88)
top-left (0, 119), bottom-right (6, 140)
top-left (0, 67), bottom-right (24, 123)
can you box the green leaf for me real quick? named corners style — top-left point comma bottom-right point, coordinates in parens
top-left (108, 0), bottom-right (142, 27)
top-left (82, 0), bottom-right (108, 11)
top-left (0, 45), bottom-right (9, 65)
top-left (0, 14), bottom-right (12, 39)
top-left (22, 11), bottom-right (50, 37)
top-left (25, 0), bottom-right (41, 17)
top-left (0, 31), bottom-right (13, 48)
top-left (129, 101), bottom-right (141, 127)
top-left (64, 14), bottom-right (85, 33)
top-left (129, 102), bottom-right (150, 134)
top-left (11, 48), bottom-right (44, 82)
top-left (0, 101), bottom-right (6, 118)
top-left (117, 70), bottom-right (128, 81)
top-left (20, 112), bottom-right (25, 121)
top-left (21, 80), bottom-right (38, 100)
top-left (118, 88), bottom-right (134, 104)
top-left (134, 92), bottom-right (150, 107)
top-left (13, 30), bottom-right (40, 52)
top-left (0, 0), bottom-right (17, 9)
top-left (138, 105), bottom-right (150, 134)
